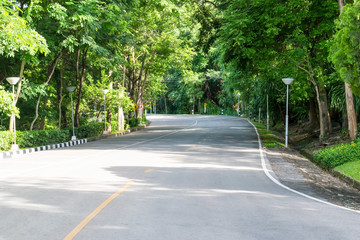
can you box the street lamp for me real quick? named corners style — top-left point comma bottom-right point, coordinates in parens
top-left (282, 78), bottom-right (294, 148)
top-left (66, 86), bottom-right (76, 141)
top-left (102, 89), bottom-right (109, 135)
top-left (6, 77), bottom-right (20, 151)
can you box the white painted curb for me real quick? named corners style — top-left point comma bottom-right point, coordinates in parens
top-left (0, 139), bottom-right (88, 159)
top-left (246, 118), bottom-right (360, 214)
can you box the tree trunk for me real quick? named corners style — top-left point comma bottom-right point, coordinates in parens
top-left (315, 85), bottom-right (332, 140)
top-left (30, 53), bottom-right (62, 130)
top-left (338, 0), bottom-right (358, 140)
top-left (198, 98), bottom-right (201, 114)
top-left (58, 59), bottom-right (64, 129)
top-left (62, 108), bottom-right (68, 128)
top-left (30, 95), bottom-right (41, 130)
top-left (74, 49), bottom-right (88, 127)
top-left (308, 97), bottom-right (319, 131)
top-left (117, 107), bottom-right (124, 131)
top-left (107, 110), bottom-right (112, 133)
top-left (345, 83), bottom-right (357, 139)
top-left (338, 0), bottom-right (346, 12)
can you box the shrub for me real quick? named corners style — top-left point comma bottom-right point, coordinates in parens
top-left (18, 130), bottom-right (70, 149)
top-left (0, 120), bottom-right (132, 152)
top-left (0, 131), bottom-right (14, 151)
top-left (74, 122), bottom-right (104, 138)
top-left (313, 141), bottom-right (360, 169)
top-left (111, 121), bottom-right (119, 132)
top-left (128, 117), bottom-right (141, 128)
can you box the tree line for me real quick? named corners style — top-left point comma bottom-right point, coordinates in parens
top-left (161, 0), bottom-right (360, 142)
top-left (0, 0), bottom-right (196, 132)
top-left (1, 0), bottom-right (360, 143)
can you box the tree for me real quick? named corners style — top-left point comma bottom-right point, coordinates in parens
top-left (331, 0), bottom-right (359, 140)
top-left (0, 0), bottom-right (48, 132)
top-left (214, 0), bottom-right (339, 140)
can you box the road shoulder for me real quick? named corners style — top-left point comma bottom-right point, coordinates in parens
top-left (265, 147), bottom-right (360, 211)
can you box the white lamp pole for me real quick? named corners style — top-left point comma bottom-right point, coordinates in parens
top-left (6, 77), bottom-right (20, 151)
top-left (282, 78), bottom-right (294, 148)
top-left (66, 86), bottom-right (76, 141)
top-left (102, 89), bottom-right (109, 135)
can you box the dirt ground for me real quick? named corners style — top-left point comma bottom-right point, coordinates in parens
top-left (266, 147), bottom-right (360, 211)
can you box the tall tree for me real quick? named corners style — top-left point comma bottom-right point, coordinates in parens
top-left (0, 0), bottom-right (48, 131)
top-left (332, 0), bottom-right (358, 140)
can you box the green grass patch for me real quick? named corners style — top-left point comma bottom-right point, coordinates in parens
top-left (313, 141), bottom-right (360, 170)
top-left (335, 160), bottom-right (360, 182)
top-left (251, 120), bottom-right (284, 148)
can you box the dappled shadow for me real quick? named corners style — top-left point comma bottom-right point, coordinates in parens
top-left (1, 115), bottom-right (359, 240)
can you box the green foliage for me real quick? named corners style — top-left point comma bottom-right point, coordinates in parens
top-left (313, 141), bottom-right (360, 169)
top-left (331, 0), bottom-right (360, 95)
top-left (0, 1), bottom-right (48, 57)
top-left (18, 129), bottom-right (69, 149)
top-left (73, 122), bottom-right (104, 139)
top-left (0, 131), bottom-right (14, 151)
top-left (0, 86), bottom-right (19, 117)
top-left (128, 117), bottom-right (142, 128)
top-left (252, 121), bottom-right (284, 148)
top-left (0, 121), bottom-right (128, 151)
top-left (335, 160), bottom-right (360, 182)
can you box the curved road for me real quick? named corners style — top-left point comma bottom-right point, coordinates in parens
top-left (0, 115), bottom-right (359, 240)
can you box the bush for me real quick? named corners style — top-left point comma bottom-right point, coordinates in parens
top-left (0, 120), bottom-right (134, 152)
top-left (0, 131), bottom-right (14, 151)
top-left (313, 141), bottom-right (360, 169)
top-left (73, 122), bottom-right (104, 138)
top-left (128, 117), bottom-right (142, 128)
top-left (18, 130), bottom-right (70, 149)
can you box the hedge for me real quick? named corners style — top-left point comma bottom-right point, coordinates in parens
top-left (313, 141), bottom-right (360, 170)
top-left (0, 118), bottom-right (138, 152)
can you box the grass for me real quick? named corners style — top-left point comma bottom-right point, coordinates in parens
top-left (335, 160), bottom-right (360, 182)
top-left (251, 121), bottom-right (284, 148)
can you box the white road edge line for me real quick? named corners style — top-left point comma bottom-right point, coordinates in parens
top-left (246, 119), bottom-right (360, 214)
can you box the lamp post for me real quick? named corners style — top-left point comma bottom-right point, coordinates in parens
top-left (102, 89), bottom-right (109, 135)
top-left (6, 77), bottom-right (20, 151)
top-left (66, 86), bottom-right (76, 141)
top-left (282, 78), bottom-right (294, 148)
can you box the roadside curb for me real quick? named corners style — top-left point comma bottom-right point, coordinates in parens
top-left (299, 148), bottom-right (360, 192)
top-left (330, 169), bottom-right (360, 192)
top-left (86, 121), bottom-right (150, 142)
top-left (0, 139), bottom-right (88, 160)
top-left (0, 121), bottom-right (151, 160)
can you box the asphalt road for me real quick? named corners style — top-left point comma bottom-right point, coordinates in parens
top-left (0, 115), bottom-right (359, 240)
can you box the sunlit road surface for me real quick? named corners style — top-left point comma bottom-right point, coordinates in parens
top-left (0, 115), bottom-right (359, 240)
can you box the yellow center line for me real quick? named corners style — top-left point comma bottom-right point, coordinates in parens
top-left (145, 168), bottom-right (153, 173)
top-left (63, 181), bottom-right (134, 240)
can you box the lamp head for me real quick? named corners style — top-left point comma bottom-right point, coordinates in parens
top-left (6, 77), bottom-right (20, 85)
top-left (282, 78), bottom-right (294, 85)
top-left (102, 89), bottom-right (109, 95)
top-left (66, 86), bottom-right (76, 93)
